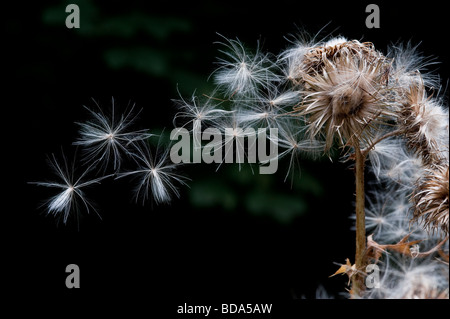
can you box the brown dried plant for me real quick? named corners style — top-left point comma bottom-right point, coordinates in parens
top-left (399, 80), bottom-right (449, 166)
top-left (412, 165), bottom-right (449, 235)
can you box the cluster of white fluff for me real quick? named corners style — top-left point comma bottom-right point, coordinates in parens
top-left (361, 137), bottom-right (448, 299)
top-left (172, 33), bottom-right (449, 299)
top-left (31, 30), bottom-right (449, 298)
top-left (173, 34), bottom-right (331, 180)
top-left (31, 98), bottom-right (189, 225)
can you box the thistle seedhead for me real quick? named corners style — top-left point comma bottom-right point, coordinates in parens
top-left (398, 80), bottom-right (449, 167)
top-left (294, 41), bottom-right (392, 151)
top-left (293, 40), bottom-right (387, 81)
top-left (412, 164), bottom-right (449, 236)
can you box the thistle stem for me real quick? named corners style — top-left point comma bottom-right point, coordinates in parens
top-left (352, 145), bottom-right (367, 297)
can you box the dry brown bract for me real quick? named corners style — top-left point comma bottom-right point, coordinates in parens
top-left (412, 165), bottom-right (449, 235)
top-left (399, 80), bottom-right (448, 166)
top-left (298, 40), bottom-right (385, 79)
top-left (329, 258), bottom-right (358, 286)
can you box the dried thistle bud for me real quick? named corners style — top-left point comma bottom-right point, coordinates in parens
top-left (298, 40), bottom-right (386, 79)
top-left (399, 80), bottom-right (449, 166)
top-left (412, 164), bottom-right (449, 235)
top-left (293, 40), bottom-right (392, 151)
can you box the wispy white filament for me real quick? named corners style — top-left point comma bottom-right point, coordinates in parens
top-left (30, 152), bottom-right (110, 224)
top-left (74, 97), bottom-right (152, 171)
top-left (212, 35), bottom-right (279, 97)
top-left (117, 140), bottom-right (189, 205)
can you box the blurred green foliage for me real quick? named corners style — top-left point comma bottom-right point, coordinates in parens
top-left (42, 0), bottom-right (212, 95)
top-left (190, 164), bottom-right (324, 224)
top-left (43, 0), bottom-right (190, 38)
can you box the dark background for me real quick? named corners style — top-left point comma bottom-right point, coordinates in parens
top-left (4, 0), bottom-right (449, 313)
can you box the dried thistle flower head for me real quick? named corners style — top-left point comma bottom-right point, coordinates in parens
top-left (399, 80), bottom-right (449, 166)
top-left (412, 164), bottom-right (449, 235)
top-left (296, 40), bottom-right (386, 80)
top-left (294, 40), bottom-right (392, 150)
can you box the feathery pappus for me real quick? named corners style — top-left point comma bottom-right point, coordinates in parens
top-left (74, 97), bottom-right (153, 171)
top-left (30, 151), bottom-right (111, 225)
top-left (116, 139), bottom-right (190, 205)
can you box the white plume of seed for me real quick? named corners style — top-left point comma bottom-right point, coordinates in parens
top-left (364, 253), bottom-right (449, 299)
top-left (212, 35), bottom-right (279, 98)
top-left (173, 90), bottom-right (232, 130)
top-left (274, 122), bottom-right (325, 181)
top-left (387, 41), bottom-right (440, 90)
top-left (74, 97), bottom-right (152, 171)
top-left (117, 140), bottom-right (189, 205)
top-left (30, 152), bottom-right (111, 224)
